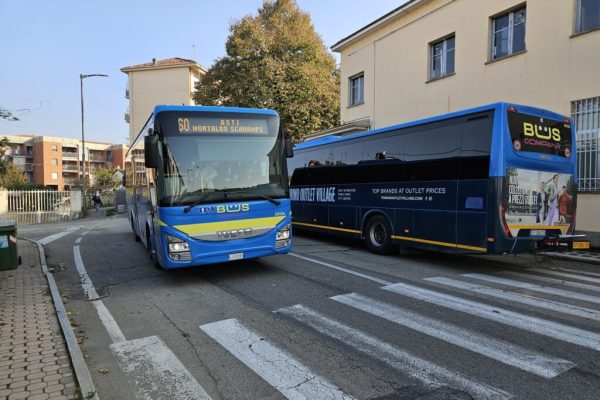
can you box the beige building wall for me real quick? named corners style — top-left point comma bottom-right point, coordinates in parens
top-left (121, 58), bottom-right (206, 144)
top-left (334, 0), bottom-right (600, 233)
top-left (337, 0), bottom-right (600, 126)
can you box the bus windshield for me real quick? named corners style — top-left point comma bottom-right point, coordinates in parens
top-left (155, 112), bottom-right (288, 207)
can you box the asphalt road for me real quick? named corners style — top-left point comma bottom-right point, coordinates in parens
top-left (22, 214), bottom-right (600, 400)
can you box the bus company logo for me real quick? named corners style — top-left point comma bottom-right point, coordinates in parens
top-left (522, 122), bottom-right (561, 142)
top-left (198, 206), bottom-right (216, 215)
top-left (216, 204), bottom-right (250, 214)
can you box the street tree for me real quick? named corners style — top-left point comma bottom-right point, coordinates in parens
top-left (193, 0), bottom-right (340, 143)
top-left (0, 107), bottom-right (18, 122)
top-left (0, 162), bottom-right (28, 189)
top-left (92, 166), bottom-right (121, 193)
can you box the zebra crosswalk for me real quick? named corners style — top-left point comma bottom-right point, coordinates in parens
top-left (199, 258), bottom-right (600, 400)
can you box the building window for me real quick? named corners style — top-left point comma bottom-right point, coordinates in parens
top-left (51, 172), bottom-right (58, 180)
top-left (491, 6), bottom-right (526, 60)
top-left (349, 73), bottom-right (364, 107)
top-left (51, 144), bottom-right (58, 151)
top-left (430, 35), bottom-right (455, 80)
top-left (576, 0), bottom-right (600, 33)
top-left (572, 97), bottom-right (600, 192)
top-left (51, 159), bottom-right (58, 166)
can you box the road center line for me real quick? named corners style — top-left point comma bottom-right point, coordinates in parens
top-left (289, 252), bottom-right (394, 285)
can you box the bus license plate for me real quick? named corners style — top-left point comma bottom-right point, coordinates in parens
top-left (530, 230), bottom-right (545, 237)
top-left (229, 253), bottom-right (244, 261)
top-left (572, 241), bottom-right (590, 250)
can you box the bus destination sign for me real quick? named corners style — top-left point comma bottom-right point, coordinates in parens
top-left (177, 117), bottom-right (268, 135)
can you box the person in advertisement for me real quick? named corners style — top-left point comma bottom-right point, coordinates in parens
top-left (558, 185), bottom-right (572, 224)
top-left (536, 182), bottom-right (547, 224)
top-left (545, 174), bottom-right (559, 226)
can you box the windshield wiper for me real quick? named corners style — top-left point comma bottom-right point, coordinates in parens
top-left (183, 189), bottom-right (281, 213)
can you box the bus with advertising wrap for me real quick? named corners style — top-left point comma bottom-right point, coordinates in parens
top-left (288, 102), bottom-right (589, 255)
top-left (128, 105), bottom-right (293, 269)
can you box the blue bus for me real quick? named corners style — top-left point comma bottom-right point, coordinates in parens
top-left (288, 102), bottom-right (589, 255)
top-left (128, 105), bottom-right (293, 269)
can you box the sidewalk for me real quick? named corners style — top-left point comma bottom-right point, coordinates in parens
top-left (0, 240), bottom-right (78, 400)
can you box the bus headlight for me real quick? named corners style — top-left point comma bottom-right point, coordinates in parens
top-left (276, 225), bottom-right (290, 248)
top-left (167, 235), bottom-right (191, 261)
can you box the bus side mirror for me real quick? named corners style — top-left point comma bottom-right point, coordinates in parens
top-left (285, 136), bottom-right (294, 158)
top-left (144, 135), bottom-right (159, 168)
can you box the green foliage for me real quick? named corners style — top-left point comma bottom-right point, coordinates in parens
top-left (194, 0), bottom-right (340, 143)
top-left (92, 166), bottom-right (121, 193)
top-left (0, 162), bottom-right (28, 189)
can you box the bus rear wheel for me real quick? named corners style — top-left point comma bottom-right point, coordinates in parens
top-left (364, 215), bottom-right (396, 255)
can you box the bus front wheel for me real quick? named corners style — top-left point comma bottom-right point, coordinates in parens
top-left (132, 217), bottom-right (140, 242)
top-left (364, 215), bottom-right (396, 255)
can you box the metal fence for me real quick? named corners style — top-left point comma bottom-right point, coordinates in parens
top-left (7, 190), bottom-right (71, 224)
top-left (572, 97), bottom-right (600, 192)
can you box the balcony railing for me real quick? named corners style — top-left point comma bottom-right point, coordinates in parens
top-left (62, 152), bottom-right (79, 160)
top-left (62, 165), bottom-right (79, 173)
top-left (88, 155), bottom-right (107, 162)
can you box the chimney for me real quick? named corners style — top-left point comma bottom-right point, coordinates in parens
top-left (152, 58), bottom-right (156, 65)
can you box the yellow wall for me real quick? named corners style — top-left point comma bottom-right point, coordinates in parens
top-left (338, 0), bottom-right (600, 126)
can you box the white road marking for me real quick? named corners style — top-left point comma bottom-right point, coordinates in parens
top-left (382, 282), bottom-right (600, 350)
top-left (498, 271), bottom-right (600, 294)
top-left (427, 276), bottom-right (600, 322)
top-left (527, 268), bottom-right (600, 285)
top-left (73, 244), bottom-right (100, 301)
top-left (111, 336), bottom-right (212, 400)
top-left (39, 226), bottom-right (80, 245)
top-left (289, 252), bottom-right (393, 285)
top-left (464, 273), bottom-right (600, 305)
top-left (74, 233), bottom-right (211, 398)
top-left (200, 318), bottom-right (353, 400)
top-left (556, 267), bottom-right (600, 279)
top-left (278, 305), bottom-right (511, 400)
top-left (331, 293), bottom-right (574, 378)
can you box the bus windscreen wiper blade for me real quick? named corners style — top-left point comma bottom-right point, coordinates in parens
top-left (182, 191), bottom-right (222, 213)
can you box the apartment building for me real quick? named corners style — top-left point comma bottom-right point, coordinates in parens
top-left (121, 57), bottom-right (206, 144)
top-left (3, 134), bottom-right (127, 190)
top-left (331, 0), bottom-right (600, 232)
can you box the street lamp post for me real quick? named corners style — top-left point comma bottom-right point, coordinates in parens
top-left (80, 73), bottom-right (108, 211)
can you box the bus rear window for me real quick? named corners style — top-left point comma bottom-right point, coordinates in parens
top-left (508, 111), bottom-right (572, 158)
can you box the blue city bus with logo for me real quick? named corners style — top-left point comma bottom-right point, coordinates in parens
top-left (288, 102), bottom-right (589, 255)
top-left (127, 105), bottom-right (293, 269)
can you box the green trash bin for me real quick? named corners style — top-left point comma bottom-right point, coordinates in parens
top-left (0, 220), bottom-right (19, 270)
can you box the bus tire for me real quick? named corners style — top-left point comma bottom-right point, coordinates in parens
top-left (364, 215), bottom-right (396, 255)
top-left (132, 217), bottom-right (140, 242)
top-left (147, 229), bottom-right (163, 270)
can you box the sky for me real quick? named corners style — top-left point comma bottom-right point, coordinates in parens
top-left (0, 0), bottom-right (405, 145)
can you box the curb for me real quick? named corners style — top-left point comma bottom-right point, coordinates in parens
top-left (25, 238), bottom-right (99, 400)
top-left (543, 251), bottom-right (600, 265)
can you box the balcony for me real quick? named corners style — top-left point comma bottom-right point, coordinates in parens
top-left (62, 152), bottom-right (79, 160)
top-left (88, 154), bottom-right (108, 162)
top-left (62, 165), bottom-right (79, 173)
top-left (63, 178), bottom-right (81, 187)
